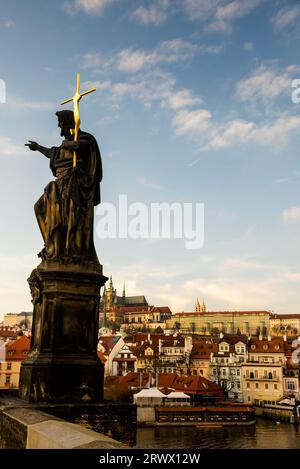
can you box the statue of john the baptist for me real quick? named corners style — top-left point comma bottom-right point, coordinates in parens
top-left (25, 110), bottom-right (102, 262)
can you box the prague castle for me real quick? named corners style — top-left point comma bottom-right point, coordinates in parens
top-left (166, 301), bottom-right (271, 335)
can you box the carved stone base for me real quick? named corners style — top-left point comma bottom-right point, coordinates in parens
top-left (19, 259), bottom-right (107, 403)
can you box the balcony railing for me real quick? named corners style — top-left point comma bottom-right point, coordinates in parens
top-left (244, 375), bottom-right (279, 381)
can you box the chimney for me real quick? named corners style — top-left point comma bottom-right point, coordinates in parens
top-left (283, 335), bottom-right (287, 342)
top-left (267, 335), bottom-right (271, 341)
top-left (219, 332), bottom-right (224, 339)
top-left (148, 333), bottom-right (150, 342)
top-left (259, 334), bottom-right (263, 341)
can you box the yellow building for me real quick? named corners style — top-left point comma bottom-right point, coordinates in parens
top-left (179, 339), bottom-right (213, 378)
top-left (166, 310), bottom-right (271, 335)
top-left (0, 335), bottom-right (30, 389)
top-left (270, 314), bottom-right (300, 336)
top-left (241, 337), bottom-right (286, 404)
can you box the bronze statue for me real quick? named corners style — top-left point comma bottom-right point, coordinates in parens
top-left (20, 74), bottom-right (107, 403)
top-left (26, 110), bottom-right (102, 261)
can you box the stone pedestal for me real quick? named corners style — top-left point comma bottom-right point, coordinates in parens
top-left (19, 259), bottom-right (107, 403)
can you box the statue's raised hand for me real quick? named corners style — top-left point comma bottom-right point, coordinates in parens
top-left (25, 140), bottom-right (39, 151)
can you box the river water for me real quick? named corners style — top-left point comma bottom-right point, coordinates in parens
top-left (135, 418), bottom-right (300, 449)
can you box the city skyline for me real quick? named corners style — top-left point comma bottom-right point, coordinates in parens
top-left (2, 0), bottom-right (300, 318)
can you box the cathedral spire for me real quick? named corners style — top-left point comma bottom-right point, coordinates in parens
top-left (201, 298), bottom-right (206, 313)
top-left (195, 298), bottom-right (201, 312)
top-left (108, 274), bottom-right (113, 291)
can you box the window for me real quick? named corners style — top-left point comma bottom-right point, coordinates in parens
top-left (237, 382), bottom-right (241, 389)
top-left (247, 396), bottom-right (251, 402)
top-left (274, 384), bottom-right (278, 390)
top-left (247, 382), bottom-right (250, 388)
top-left (255, 383), bottom-right (259, 389)
top-left (237, 369), bottom-right (240, 376)
top-left (6, 363), bottom-right (12, 370)
top-left (5, 375), bottom-right (10, 385)
top-left (287, 381), bottom-right (295, 390)
top-left (265, 383), bottom-right (269, 390)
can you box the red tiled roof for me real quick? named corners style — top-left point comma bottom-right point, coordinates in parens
top-left (104, 372), bottom-right (223, 396)
top-left (174, 311), bottom-right (270, 317)
top-left (115, 306), bottom-right (151, 314)
top-left (161, 335), bottom-right (185, 347)
top-left (152, 306), bottom-right (172, 314)
top-left (125, 333), bottom-right (165, 346)
top-left (0, 328), bottom-right (19, 339)
top-left (5, 335), bottom-right (30, 360)
top-left (248, 337), bottom-right (285, 353)
top-left (98, 335), bottom-right (121, 353)
top-left (271, 314), bottom-right (300, 319)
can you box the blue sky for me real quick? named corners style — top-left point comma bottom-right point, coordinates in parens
top-left (1, 0), bottom-right (300, 318)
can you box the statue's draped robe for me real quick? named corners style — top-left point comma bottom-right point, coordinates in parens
top-left (35, 132), bottom-right (102, 260)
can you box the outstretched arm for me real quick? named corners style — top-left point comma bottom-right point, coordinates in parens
top-left (25, 141), bottom-right (52, 158)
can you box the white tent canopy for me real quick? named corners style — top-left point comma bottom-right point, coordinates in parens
top-left (134, 387), bottom-right (165, 401)
top-left (165, 392), bottom-right (190, 399)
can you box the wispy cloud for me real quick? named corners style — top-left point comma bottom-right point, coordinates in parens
top-left (182, 0), bottom-right (265, 34)
top-left (63, 0), bottom-right (118, 15)
top-left (243, 41), bottom-right (254, 51)
top-left (83, 38), bottom-right (221, 75)
top-left (6, 95), bottom-right (54, 112)
top-left (137, 176), bottom-right (164, 190)
top-left (282, 206), bottom-right (300, 222)
top-left (235, 63), bottom-right (300, 105)
top-left (131, 0), bottom-right (171, 25)
top-left (271, 5), bottom-right (300, 31)
top-left (0, 136), bottom-right (26, 157)
top-left (4, 19), bottom-right (14, 28)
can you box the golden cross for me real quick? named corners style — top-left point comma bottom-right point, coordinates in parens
top-left (60, 72), bottom-right (96, 167)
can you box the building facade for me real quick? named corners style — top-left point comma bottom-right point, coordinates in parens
top-left (166, 310), bottom-right (271, 335)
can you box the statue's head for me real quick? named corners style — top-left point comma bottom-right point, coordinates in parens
top-left (56, 110), bottom-right (75, 139)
